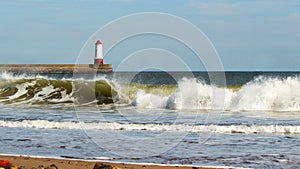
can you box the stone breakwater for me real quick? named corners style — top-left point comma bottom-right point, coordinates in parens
top-left (0, 64), bottom-right (113, 73)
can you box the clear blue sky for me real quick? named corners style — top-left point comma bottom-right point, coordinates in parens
top-left (0, 0), bottom-right (299, 71)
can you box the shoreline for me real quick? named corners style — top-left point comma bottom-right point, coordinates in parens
top-left (0, 154), bottom-right (234, 169)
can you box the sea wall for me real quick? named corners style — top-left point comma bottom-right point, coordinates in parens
top-left (0, 64), bottom-right (112, 73)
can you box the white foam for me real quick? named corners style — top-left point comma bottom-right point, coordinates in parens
top-left (128, 78), bottom-right (232, 110)
top-left (48, 89), bottom-right (75, 103)
top-left (131, 77), bottom-right (300, 111)
top-left (0, 71), bottom-right (31, 80)
top-left (131, 89), bottom-right (168, 108)
top-left (0, 71), bottom-right (108, 82)
top-left (0, 81), bottom-right (36, 103)
top-left (166, 78), bottom-right (234, 110)
top-left (19, 85), bottom-right (57, 104)
top-left (229, 76), bottom-right (300, 111)
top-left (0, 120), bottom-right (299, 135)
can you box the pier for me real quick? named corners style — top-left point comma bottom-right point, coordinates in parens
top-left (0, 64), bottom-right (113, 73)
top-left (0, 39), bottom-right (113, 74)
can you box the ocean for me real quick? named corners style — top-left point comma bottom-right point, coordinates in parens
top-left (0, 71), bottom-right (300, 168)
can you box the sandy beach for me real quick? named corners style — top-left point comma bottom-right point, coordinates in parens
top-left (0, 155), bottom-right (232, 169)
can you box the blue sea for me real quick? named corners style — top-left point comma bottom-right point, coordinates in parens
top-left (0, 71), bottom-right (300, 168)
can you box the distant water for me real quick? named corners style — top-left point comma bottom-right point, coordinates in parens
top-left (0, 71), bottom-right (300, 168)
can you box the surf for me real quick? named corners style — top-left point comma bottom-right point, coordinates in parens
top-left (1, 72), bottom-right (300, 112)
top-left (1, 119), bottom-right (299, 135)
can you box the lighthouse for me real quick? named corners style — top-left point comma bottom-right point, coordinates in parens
top-left (92, 39), bottom-right (112, 71)
top-left (94, 40), bottom-right (103, 65)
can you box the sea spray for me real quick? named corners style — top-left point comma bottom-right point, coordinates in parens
top-left (131, 89), bottom-right (168, 108)
top-left (166, 78), bottom-right (234, 110)
top-left (229, 76), bottom-right (300, 111)
top-left (132, 76), bottom-right (300, 111)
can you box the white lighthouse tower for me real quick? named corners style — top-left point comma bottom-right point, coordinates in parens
top-left (94, 40), bottom-right (103, 65)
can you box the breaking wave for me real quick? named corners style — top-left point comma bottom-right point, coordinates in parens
top-left (0, 72), bottom-right (116, 105)
top-left (0, 72), bottom-right (300, 111)
top-left (0, 120), bottom-right (299, 135)
top-left (131, 76), bottom-right (300, 111)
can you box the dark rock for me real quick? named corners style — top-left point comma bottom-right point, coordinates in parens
top-left (93, 163), bottom-right (113, 169)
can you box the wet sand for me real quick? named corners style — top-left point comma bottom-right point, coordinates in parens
top-left (0, 155), bottom-right (233, 169)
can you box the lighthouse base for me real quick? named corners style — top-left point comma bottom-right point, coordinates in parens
top-left (92, 64), bottom-right (112, 70)
top-left (94, 58), bottom-right (103, 65)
